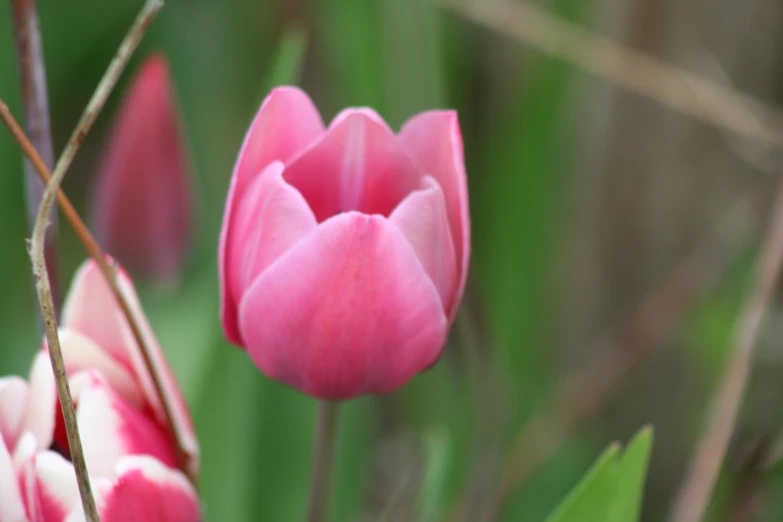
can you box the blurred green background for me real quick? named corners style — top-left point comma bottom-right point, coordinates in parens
top-left (2, 0), bottom-right (783, 520)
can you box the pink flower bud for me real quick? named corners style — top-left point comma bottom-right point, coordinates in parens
top-left (91, 53), bottom-right (193, 283)
top-left (218, 87), bottom-right (470, 400)
top-left (0, 259), bottom-right (201, 521)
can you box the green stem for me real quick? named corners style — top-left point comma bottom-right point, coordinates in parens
top-left (306, 400), bottom-right (340, 522)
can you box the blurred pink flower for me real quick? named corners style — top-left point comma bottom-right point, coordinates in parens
top-left (91, 53), bottom-right (193, 283)
top-left (0, 259), bottom-right (201, 521)
top-left (219, 87), bottom-right (470, 400)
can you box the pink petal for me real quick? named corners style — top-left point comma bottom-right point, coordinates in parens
top-left (91, 53), bottom-right (193, 282)
top-left (389, 177), bottom-right (457, 315)
top-left (101, 456), bottom-right (201, 522)
top-left (224, 161), bottom-right (317, 344)
top-left (219, 87), bottom-right (325, 345)
top-left (238, 212), bottom-right (448, 399)
top-left (57, 329), bottom-right (143, 409)
top-left (122, 326), bottom-right (199, 479)
top-left (283, 108), bottom-right (423, 221)
top-left (26, 451), bottom-right (80, 522)
top-left (0, 436), bottom-right (26, 522)
top-left (61, 259), bottom-right (199, 478)
top-left (0, 377), bottom-right (29, 451)
top-left (399, 111), bottom-right (470, 321)
top-left (232, 86), bottom-right (325, 197)
top-left (76, 374), bottom-right (177, 481)
top-left (12, 432), bottom-right (36, 471)
top-left (23, 354), bottom-right (56, 452)
top-left (60, 260), bottom-right (135, 368)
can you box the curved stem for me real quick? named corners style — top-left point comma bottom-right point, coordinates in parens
top-left (0, 0), bottom-right (199, 485)
top-left (307, 400), bottom-right (340, 522)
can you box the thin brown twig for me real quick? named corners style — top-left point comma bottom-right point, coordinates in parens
top-left (10, 0), bottom-right (61, 311)
top-left (0, 86), bottom-right (196, 493)
top-left (670, 184), bottom-right (783, 522)
top-left (42, 0), bottom-right (195, 479)
top-left (0, 102), bottom-right (96, 266)
top-left (0, 98), bottom-right (196, 483)
top-left (474, 200), bottom-right (755, 522)
top-left (19, 0), bottom-right (167, 513)
top-left (49, 0), bottom-right (162, 182)
top-left (0, 0), bottom-right (198, 484)
top-left (434, 0), bottom-right (783, 147)
top-left (22, 62), bottom-right (99, 522)
top-left (28, 233), bottom-right (97, 521)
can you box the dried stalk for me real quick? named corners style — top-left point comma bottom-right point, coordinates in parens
top-left (35, 0), bottom-right (197, 479)
top-left (27, 236), bottom-right (97, 522)
top-left (473, 200), bottom-right (754, 522)
top-left (670, 184), bottom-right (783, 522)
top-left (435, 0), bottom-right (783, 148)
top-left (10, 0), bottom-right (61, 310)
top-left (0, 0), bottom-right (195, 482)
top-left (3, 0), bottom-right (196, 490)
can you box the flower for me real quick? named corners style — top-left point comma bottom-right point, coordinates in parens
top-left (219, 87), bottom-right (470, 400)
top-left (0, 259), bottom-right (201, 521)
top-left (90, 53), bottom-right (193, 283)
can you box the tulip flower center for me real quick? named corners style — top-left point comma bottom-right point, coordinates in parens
top-left (278, 112), bottom-right (426, 222)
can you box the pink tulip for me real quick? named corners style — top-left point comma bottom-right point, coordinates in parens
top-left (219, 87), bottom-right (470, 400)
top-left (0, 259), bottom-right (201, 521)
top-left (91, 53), bottom-right (193, 283)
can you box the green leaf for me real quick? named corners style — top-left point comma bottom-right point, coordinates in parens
top-left (546, 427), bottom-right (654, 522)
top-left (545, 444), bottom-right (622, 522)
top-left (606, 427), bottom-right (654, 522)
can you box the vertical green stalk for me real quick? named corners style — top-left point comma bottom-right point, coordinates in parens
top-left (307, 400), bottom-right (341, 522)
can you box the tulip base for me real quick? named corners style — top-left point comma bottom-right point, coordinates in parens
top-left (307, 400), bottom-right (340, 522)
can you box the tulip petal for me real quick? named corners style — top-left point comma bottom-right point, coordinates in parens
top-left (283, 109), bottom-right (423, 221)
top-left (238, 212), bottom-right (448, 399)
top-left (225, 161), bottom-right (317, 337)
top-left (232, 86), bottom-right (325, 198)
top-left (29, 451), bottom-right (80, 521)
top-left (91, 53), bottom-right (193, 282)
top-left (57, 329), bottom-right (143, 409)
top-left (76, 373), bottom-right (177, 481)
top-left (24, 354), bottom-right (56, 452)
top-left (219, 87), bottom-right (325, 345)
top-left (60, 260), bottom-right (135, 368)
top-left (389, 177), bottom-right (457, 314)
top-left (61, 260), bottom-right (199, 478)
top-left (0, 377), bottom-right (28, 451)
top-left (0, 436), bottom-right (26, 522)
top-left (101, 456), bottom-right (201, 522)
top-left (399, 111), bottom-right (470, 321)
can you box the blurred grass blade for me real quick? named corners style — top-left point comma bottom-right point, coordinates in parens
top-left (315, 0), bottom-right (385, 114)
top-left (262, 24), bottom-right (308, 94)
top-left (418, 429), bottom-right (451, 522)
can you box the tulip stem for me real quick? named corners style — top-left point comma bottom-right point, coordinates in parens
top-left (307, 400), bottom-right (340, 522)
